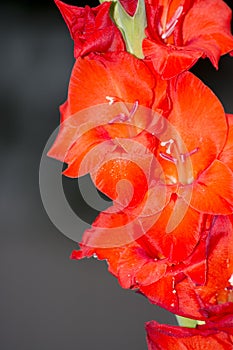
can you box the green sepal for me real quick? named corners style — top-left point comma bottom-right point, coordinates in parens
top-left (111, 0), bottom-right (147, 59)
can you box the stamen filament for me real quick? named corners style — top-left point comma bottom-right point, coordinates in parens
top-left (159, 5), bottom-right (183, 40)
top-left (159, 152), bottom-right (177, 164)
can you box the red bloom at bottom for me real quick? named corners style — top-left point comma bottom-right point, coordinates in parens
top-left (146, 316), bottom-right (233, 349)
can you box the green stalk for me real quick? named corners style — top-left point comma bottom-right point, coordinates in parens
top-left (100, 0), bottom-right (147, 59)
top-left (176, 315), bottom-right (205, 328)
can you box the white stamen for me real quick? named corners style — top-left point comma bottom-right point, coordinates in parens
top-left (106, 96), bottom-right (115, 105)
top-left (160, 139), bottom-right (175, 154)
top-left (160, 5), bottom-right (183, 40)
top-left (166, 6), bottom-right (183, 31)
top-left (161, 20), bottom-right (178, 39)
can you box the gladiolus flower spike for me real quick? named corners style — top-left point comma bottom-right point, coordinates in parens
top-left (48, 0), bottom-right (233, 349)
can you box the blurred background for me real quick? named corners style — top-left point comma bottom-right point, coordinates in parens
top-left (1, 1), bottom-right (233, 349)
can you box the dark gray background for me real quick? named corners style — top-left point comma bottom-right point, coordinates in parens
top-left (1, 1), bottom-right (233, 349)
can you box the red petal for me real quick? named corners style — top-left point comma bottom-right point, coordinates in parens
top-left (79, 206), bottom-right (140, 249)
top-left (144, 0), bottom-right (233, 77)
top-left (62, 126), bottom-right (112, 177)
top-left (197, 215), bottom-right (233, 307)
top-left (48, 52), bottom-right (155, 161)
top-left (183, 0), bottom-right (233, 68)
top-left (143, 39), bottom-right (201, 79)
top-left (146, 320), bottom-right (233, 350)
top-left (184, 228), bottom-right (208, 286)
top-left (55, 0), bottom-right (125, 58)
top-left (71, 243), bottom-right (124, 277)
top-left (140, 275), bottom-right (180, 314)
top-left (92, 130), bottom-right (157, 207)
top-left (188, 160), bottom-right (233, 214)
top-left (135, 260), bottom-right (167, 286)
top-left (144, 198), bottom-right (204, 262)
top-left (68, 53), bottom-right (155, 115)
top-left (93, 156), bottom-right (149, 208)
top-left (117, 245), bottom-right (167, 288)
top-left (219, 114), bottom-right (233, 173)
top-left (61, 121), bottom-right (140, 178)
top-left (166, 72), bottom-right (227, 180)
top-left (117, 245), bottom-right (152, 289)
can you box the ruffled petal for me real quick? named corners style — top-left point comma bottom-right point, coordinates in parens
top-left (143, 0), bottom-right (233, 77)
top-left (188, 160), bottom-right (233, 214)
top-left (219, 114), bottom-right (233, 173)
top-left (48, 52), bottom-right (156, 161)
top-left (146, 319), bottom-right (233, 350)
top-left (165, 72), bottom-right (227, 181)
top-left (116, 245), bottom-right (167, 288)
top-left (144, 197), bottom-right (204, 262)
top-left (55, 0), bottom-right (125, 58)
top-left (71, 243), bottom-right (124, 277)
top-left (63, 126), bottom-right (112, 177)
top-left (68, 53), bottom-right (156, 115)
top-left (183, 0), bottom-right (233, 68)
top-left (196, 215), bottom-right (233, 307)
top-left (140, 275), bottom-right (180, 314)
top-left (143, 39), bottom-right (201, 79)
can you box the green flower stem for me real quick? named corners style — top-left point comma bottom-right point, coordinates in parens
top-left (176, 315), bottom-right (205, 328)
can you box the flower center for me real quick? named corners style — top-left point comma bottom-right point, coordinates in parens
top-left (159, 138), bottom-right (199, 185)
top-left (107, 99), bottom-right (139, 124)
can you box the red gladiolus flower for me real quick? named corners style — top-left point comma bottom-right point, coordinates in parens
top-left (48, 5), bottom-right (233, 321)
top-left (140, 215), bottom-right (233, 319)
top-left (48, 51), bottom-right (162, 162)
top-left (146, 315), bottom-right (233, 349)
top-left (143, 0), bottom-right (233, 78)
top-left (48, 0), bottom-right (233, 348)
top-left (80, 213), bottom-right (231, 318)
top-left (54, 0), bottom-right (125, 59)
top-left (157, 74), bottom-right (233, 216)
top-left (73, 214), bottom-right (233, 319)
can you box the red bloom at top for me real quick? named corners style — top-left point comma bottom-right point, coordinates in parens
top-left (54, 0), bottom-right (125, 58)
top-left (143, 0), bottom-right (233, 78)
